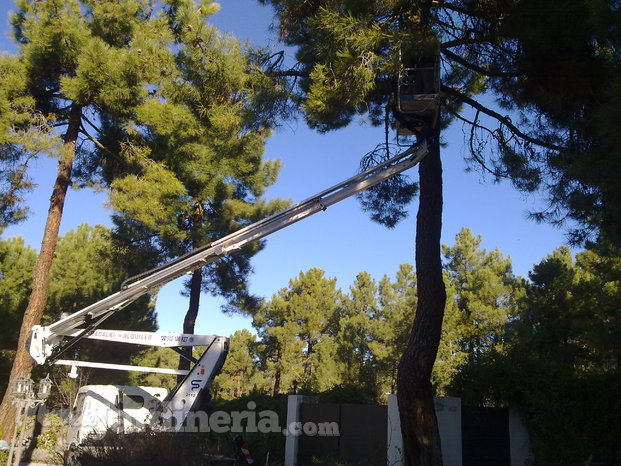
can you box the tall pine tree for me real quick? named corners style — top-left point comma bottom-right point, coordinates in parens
top-left (0, 0), bottom-right (285, 436)
top-left (256, 1), bottom-right (618, 461)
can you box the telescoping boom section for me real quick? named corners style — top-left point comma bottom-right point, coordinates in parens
top-left (29, 141), bottom-right (429, 366)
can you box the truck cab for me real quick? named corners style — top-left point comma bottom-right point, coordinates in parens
top-left (67, 385), bottom-right (168, 446)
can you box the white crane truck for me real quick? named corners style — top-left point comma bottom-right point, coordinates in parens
top-left (27, 141), bottom-right (429, 447)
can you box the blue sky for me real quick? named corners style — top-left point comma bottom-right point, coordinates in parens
top-left (0, 1), bottom-right (571, 337)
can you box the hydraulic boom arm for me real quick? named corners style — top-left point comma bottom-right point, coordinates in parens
top-left (29, 142), bottom-right (428, 366)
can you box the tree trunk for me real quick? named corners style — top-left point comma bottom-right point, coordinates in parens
top-left (177, 268), bottom-right (203, 382)
top-left (0, 105), bottom-right (82, 439)
top-left (397, 134), bottom-right (447, 465)
top-left (273, 348), bottom-right (282, 395)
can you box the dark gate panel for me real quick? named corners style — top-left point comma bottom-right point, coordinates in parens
top-left (461, 406), bottom-right (510, 466)
top-left (340, 404), bottom-right (387, 466)
top-left (298, 403), bottom-right (387, 465)
top-left (298, 403), bottom-right (340, 465)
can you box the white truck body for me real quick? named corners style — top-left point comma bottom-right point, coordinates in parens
top-left (67, 385), bottom-right (168, 446)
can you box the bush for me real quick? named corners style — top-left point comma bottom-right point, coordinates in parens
top-left (71, 430), bottom-right (235, 466)
top-left (212, 392), bottom-right (287, 464)
top-left (36, 413), bottom-right (65, 452)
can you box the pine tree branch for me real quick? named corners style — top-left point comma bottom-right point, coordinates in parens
top-left (81, 112), bottom-right (103, 136)
top-left (265, 69), bottom-right (310, 78)
top-left (441, 38), bottom-right (486, 48)
top-left (444, 106), bottom-right (509, 178)
top-left (79, 124), bottom-right (114, 156)
top-left (442, 49), bottom-right (520, 78)
top-left (442, 85), bottom-right (565, 151)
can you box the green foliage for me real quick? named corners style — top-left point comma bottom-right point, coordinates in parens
top-left (1, 0), bottom-right (288, 317)
top-left (213, 329), bottom-right (270, 399)
top-left (0, 224), bottom-right (157, 396)
top-left (336, 272), bottom-right (376, 391)
top-left (261, 0), bottom-right (621, 244)
top-left (99, 0), bottom-right (290, 318)
top-left (451, 238), bottom-right (621, 463)
top-left (259, 0), bottom-right (413, 130)
top-left (46, 223), bottom-right (157, 332)
top-left (254, 268), bottom-right (344, 393)
top-left (369, 264), bottom-right (417, 398)
top-left (0, 54), bottom-right (58, 226)
top-left (241, 264), bottom-right (419, 401)
top-left (0, 235), bottom-right (36, 343)
top-left (35, 413), bottom-right (65, 452)
top-left (434, 228), bottom-right (524, 393)
top-left (0, 234), bottom-right (36, 394)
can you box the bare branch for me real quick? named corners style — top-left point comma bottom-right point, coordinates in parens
top-left (442, 85), bottom-right (565, 151)
top-left (441, 37), bottom-right (486, 48)
top-left (265, 69), bottom-right (310, 78)
top-left (79, 124), bottom-right (114, 156)
top-left (445, 106), bottom-right (508, 178)
top-left (442, 48), bottom-right (520, 78)
top-left (81, 112), bottom-right (103, 136)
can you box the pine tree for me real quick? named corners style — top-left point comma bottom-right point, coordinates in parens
top-left (0, 0), bottom-right (284, 435)
top-left (0, 0), bottom-right (173, 435)
top-left (104, 0), bottom-right (288, 376)
top-left (253, 268), bottom-right (343, 393)
top-left (485, 0), bottom-right (621, 244)
top-left (213, 329), bottom-right (270, 399)
top-left (369, 265), bottom-right (417, 398)
top-left (434, 228), bottom-right (523, 393)
top-left (256, 1), bottom-right (617, 460)
top-left (336, 272), bottom-right (377, 390)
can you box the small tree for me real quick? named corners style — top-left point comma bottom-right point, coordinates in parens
top-left (434, 228), bottom-right (524, 393)
top-left (254, 268), bottom-right (344, 393)
top-left (0, 0), bottom-right (176, 435)
top-left (213, 329), bottom-right (270, 399)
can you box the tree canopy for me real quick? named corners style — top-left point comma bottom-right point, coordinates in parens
top-left (258, 0), bottom-right (621, 243)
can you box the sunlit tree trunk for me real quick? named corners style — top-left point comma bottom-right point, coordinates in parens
top-left (0, 105), bottom-right (82, 438)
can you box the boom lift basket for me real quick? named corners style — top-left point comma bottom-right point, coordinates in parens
top-left (395, 52), bottom-right (441, 140)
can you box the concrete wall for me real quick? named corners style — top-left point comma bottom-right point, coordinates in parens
top-left (387, 397), bottom-right (532, 466)
top-left (387, 396), bottom-right (462, 466)
top-left (284, 395), bottom-right (319, 466)
top-left (509, 408), bottom-right (534, 466)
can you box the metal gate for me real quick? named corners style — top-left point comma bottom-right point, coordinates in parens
top-left (461, 406), bottom-right (510, 466)
top-left (298, 403), bottom-right (387, 465)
